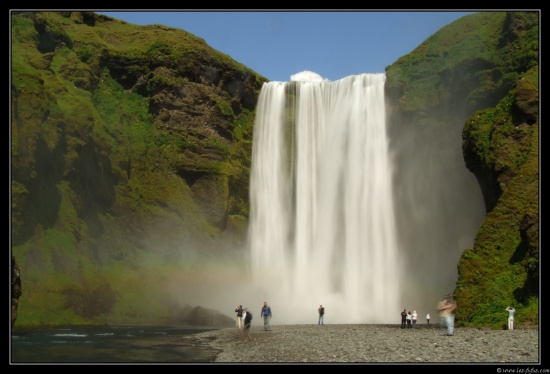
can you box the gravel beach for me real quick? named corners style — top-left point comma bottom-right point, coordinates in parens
top-left (192, 324), bottom-right (540, 364)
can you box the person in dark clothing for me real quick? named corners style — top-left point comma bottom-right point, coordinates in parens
top-left (318, 305), bottom-right (325, 325)
top-left (243, 308), bottom-right (253, 341)
top-left (401, 309), bottom-right (407, 328)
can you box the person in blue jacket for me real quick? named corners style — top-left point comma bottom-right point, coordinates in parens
top-left (260, 301), bottom-right (272, 331)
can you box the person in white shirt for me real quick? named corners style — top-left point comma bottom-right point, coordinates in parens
top-left (235, 305), bottom-right (244, 329)
top-left (506, 306), bottom-right (516, 330)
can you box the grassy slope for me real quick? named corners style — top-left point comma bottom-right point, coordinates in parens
top-left (11, 11), bottom-right (260, 326)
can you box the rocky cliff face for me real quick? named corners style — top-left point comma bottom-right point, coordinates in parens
top-left (11, 256), bottom-right (22, 328)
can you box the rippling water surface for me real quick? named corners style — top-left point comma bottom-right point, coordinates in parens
top-left (11, 325), bottom-right (222, 364)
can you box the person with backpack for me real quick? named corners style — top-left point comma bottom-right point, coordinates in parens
top-left (243, 307), bottom-right (253, 341)
top-left (260, 301), bottom-right (272, 331)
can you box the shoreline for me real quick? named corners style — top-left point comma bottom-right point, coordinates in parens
top-left (192, 324), bottom-right (540, 364)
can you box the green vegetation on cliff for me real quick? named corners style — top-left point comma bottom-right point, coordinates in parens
top-left (457, 64), bottom-right (538, 328)
top-left (11, 11), bottom-right (266, 326)
top-left (385, 11), bottom-right (538, 328)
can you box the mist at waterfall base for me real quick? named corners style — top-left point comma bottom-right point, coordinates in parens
top-left (173, 71), bottom-right (484, 326)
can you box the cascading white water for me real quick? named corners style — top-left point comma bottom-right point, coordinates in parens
top-left (248, 73), bottom-right (402, 324)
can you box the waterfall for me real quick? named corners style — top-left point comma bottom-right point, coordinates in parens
top-left (248, 73), bottom-right (402, 324)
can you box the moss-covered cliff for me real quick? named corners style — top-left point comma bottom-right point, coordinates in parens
top-left (385, 11), bottom-right (538, 328)
top-left (11, 11), bottom-right (266, 326)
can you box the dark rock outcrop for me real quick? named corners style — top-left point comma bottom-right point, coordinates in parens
top-left (187, 306), bottom-right (234, 326)
top-left (11, 256), bottom-right (22, 328)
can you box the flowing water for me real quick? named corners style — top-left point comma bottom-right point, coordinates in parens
top-left (248, 73), bottom-right (402, 323)
top-left (10, 325), bottom-right (221, 364)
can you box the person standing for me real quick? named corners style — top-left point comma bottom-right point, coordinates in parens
top-left (261, 301), bottom-right (272, 331)
top-left (426, 313), bottom-right (431, 325)
top-left (242, 307), bottom-right (253, 341)
top-left (506, 306), bottom-right (516, 330)
top-left (412, 310), bottom-right (418, 328)
top-left (318, 305), bottom-right (325, 325)
top-left (401, 309), bottom-right (407, 328)
top-left (437, 295), bottom-right (457, 336)
top-left (406, 311), bottom-right (412, 328)
top-left (235, 305), bottom-right (244, 330)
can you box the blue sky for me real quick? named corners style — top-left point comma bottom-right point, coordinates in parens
top-left (97, 11), bottom-right (477, 82)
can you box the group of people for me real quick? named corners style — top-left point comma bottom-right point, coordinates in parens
top-left (234, 302), bottom-right (328, 340)
top-left (401, 295), bottom-right (516, 336)
top-left (398, 296), bottom-right (456, 334)
top-left (234, 302), bottom-right (272, 340)
top-left (235, 298), bottom-right (516, 341)
top-left (234, 305), bottom-right (252, 340)
top-left (400, 309), bottom-right (425, 329)
top-left (437, 297), bottom-right (516, 335)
